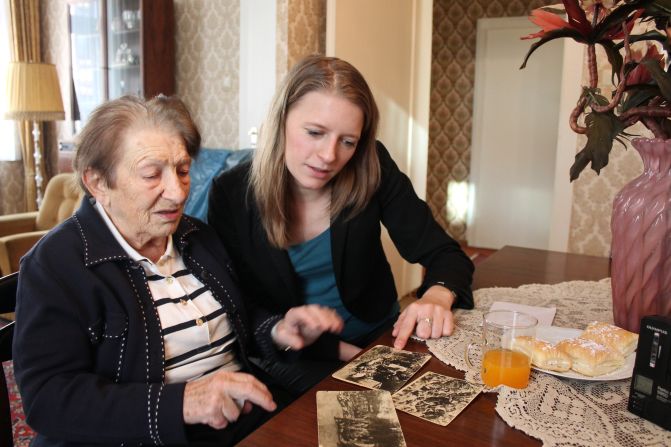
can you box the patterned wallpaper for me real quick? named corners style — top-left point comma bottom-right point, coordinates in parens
top-left (41, 0), bottom-right (241, 150)
top-left (174, 0), bottom-right (240, 149)
top-left (26, 0), bottom-right (627, 257)
top-left (34, 0), bottom-right (321, 164)
top-left (173, 0), bottom-right (323, 148)
top-left (0, 162), bottom-right (25, 215)
top-left (1, 0), bottom-right (239, 217)
top-left (567, 47), bottom-right (644, 256)
top-left (277, 0), bottom-right (289, 84)
top-left (428, 0), bottom-right (643, 256)
top-left (428, 0), bottom-right (553, 242)
top-left (42, 0), bottom-right (72, 174)
top-left (287, 0), bottom-right (326, 69)
top-left (277, 0), bottom-right (326, 82)
top-left (568, 139), bottom-right (642, 256)
top-left (5, 0), bottom-right (315, 212)
top-left (33, 0), bottom-right (323, 156)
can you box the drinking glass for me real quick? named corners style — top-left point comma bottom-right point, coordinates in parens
top-left (465, 310), bottom-right (537, 388)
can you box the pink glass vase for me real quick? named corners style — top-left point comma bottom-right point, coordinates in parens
top-left (610, 137), bottom-right (671, 333)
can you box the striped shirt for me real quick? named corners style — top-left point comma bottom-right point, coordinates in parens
top-left (94, 202), bottom-right (240, 383)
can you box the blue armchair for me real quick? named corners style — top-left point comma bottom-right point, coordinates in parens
top-left (185, 148), bottom-right (253, 222)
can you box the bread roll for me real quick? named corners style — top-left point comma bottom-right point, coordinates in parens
top-left (556, 337), bottom-right (625, 377)
top-left (579, 321), bottom-right (638, 357)
top-left (511, 336), bottom-right (572, 372)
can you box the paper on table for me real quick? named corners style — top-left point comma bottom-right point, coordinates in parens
top-left (488, 301), bottom-right (556, 326)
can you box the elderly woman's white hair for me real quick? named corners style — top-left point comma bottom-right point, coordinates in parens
top-left (73, 95), bottom-right (201, 194)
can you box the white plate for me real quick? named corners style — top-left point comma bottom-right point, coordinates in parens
top-left (531, 326), bottom-right (635, 381)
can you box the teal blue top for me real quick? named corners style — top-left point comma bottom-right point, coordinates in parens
top-left (287, 228), bottom-right (399, 342)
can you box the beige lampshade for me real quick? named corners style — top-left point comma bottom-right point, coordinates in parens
top-left (3, 62), bottom-right (65, 121)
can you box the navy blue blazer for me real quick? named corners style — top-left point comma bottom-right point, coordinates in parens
top-left (13, 197), bottom-right (282, 446)
top-left (208, 141), bottom-right (474, 357)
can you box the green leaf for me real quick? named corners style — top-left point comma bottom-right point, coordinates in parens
top-left (570, 112), bottom-right (625, 181)
top-left (622, 85), bottom-right (660, 111)
top-left (586, 90), bottom-right (610, 106)
top-left (598, 40), bottom-right (624, 84)
top-left (647, 0), bottom-right (671, 15)
top-left (570, 150), bottom-right (592, 181)
top-left (520, 28), bottom-right (586, 69)
top-left (641, 59), bottom-right (671, 100)
top-left (644, 1), bottom-right (671, 50)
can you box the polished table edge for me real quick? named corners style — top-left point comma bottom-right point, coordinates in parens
top-left (238, 333), bottom-right (539, 446)
top-left (474, 245), bottom-right (611, 289)
top-left (239, 246), bottom-right (611, 446)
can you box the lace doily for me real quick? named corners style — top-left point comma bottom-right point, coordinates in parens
top-left (426, 279), bottom-right (671, 447)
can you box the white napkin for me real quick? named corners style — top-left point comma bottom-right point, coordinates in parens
top-left (488, 301), bottom-right (556, 326)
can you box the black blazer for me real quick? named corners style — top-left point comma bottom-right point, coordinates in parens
top-left (208, 142), bottom-right (474, 351)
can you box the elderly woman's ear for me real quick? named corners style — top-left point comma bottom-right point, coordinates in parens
top-left (82, 168), bottom-right (109, 205)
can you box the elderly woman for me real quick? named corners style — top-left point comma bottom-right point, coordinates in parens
top-left (13, 95), bottom-right (343, 447)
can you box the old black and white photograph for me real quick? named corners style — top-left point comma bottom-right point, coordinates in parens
top-left (332, 345), bottom-right (431, 393)
top-left (392, 372), bottom-right (483, 426)
top-left (316, 390), bottom-right (406, 447)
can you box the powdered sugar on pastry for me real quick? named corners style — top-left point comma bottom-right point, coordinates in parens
top-left (511, 336), bottom-right (571, 372)
top-left (556, 337), bottom-right (625, 377)
top-left (580, 321), bottom-right (638, 357)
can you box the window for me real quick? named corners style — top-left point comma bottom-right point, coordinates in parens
top-left (0, 0), bottom-right (20, 162)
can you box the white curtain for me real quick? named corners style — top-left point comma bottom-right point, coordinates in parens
top-left (0, 0), bottom-right (20, 161)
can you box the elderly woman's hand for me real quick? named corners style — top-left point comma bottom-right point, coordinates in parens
top-left (272, 305), bottom-right (344, 350)
top-left (391, 285), bottom-right (456, 349)
top-left (183, 370), bottom-right (276, 429)
top-left (338, 341), bottom-right (362, 362)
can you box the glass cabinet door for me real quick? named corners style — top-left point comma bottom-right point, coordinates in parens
top-left (69, 0), bottom-right (173, 129)
top-left (106, 0), bottom-right (142, 98)
top-left (68, 0), bottom-right (105, 132)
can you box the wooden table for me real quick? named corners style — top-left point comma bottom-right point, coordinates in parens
top-left (238, 246), bottom-right (611, 446)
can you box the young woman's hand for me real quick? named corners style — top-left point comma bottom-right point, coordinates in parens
top-left (272, 305), bottom-right (343, 350)
top-left (391, 285), bottom-right (456, 349)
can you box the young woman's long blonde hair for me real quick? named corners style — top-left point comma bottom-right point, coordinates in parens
top-left (250, 55), bottom-right (381, 248)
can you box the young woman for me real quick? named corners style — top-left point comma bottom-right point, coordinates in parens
top-left (208, 55), bottom-right (474, 394)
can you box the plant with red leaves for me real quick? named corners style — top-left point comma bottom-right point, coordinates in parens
top-left (521, 0), bottom-right (671, 180)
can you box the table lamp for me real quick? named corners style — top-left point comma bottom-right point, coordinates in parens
top-left (3, 61), bottom-right (65, 208)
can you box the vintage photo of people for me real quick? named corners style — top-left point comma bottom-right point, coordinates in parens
top-left (332, 345), bottom-right (431, 393)
top-left (392, 372), bottom-right (484, 426)
top-left (316, 390), bottom-right (406, 447)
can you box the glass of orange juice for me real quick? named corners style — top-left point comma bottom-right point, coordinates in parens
top-left (465, 310), bottom-right (537, 389)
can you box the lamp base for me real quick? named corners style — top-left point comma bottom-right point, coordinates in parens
top-left (31, 121), bottom-right (43, 209)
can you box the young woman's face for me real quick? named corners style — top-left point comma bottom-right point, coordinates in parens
top-left (284, 90), bottom-right (364, 196)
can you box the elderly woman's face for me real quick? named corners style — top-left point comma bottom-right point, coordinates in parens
top-left (99, 127), bottom-right (191, 248)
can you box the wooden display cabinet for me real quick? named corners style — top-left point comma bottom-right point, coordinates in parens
top-left (68, 0), bottom-right (175, 131)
